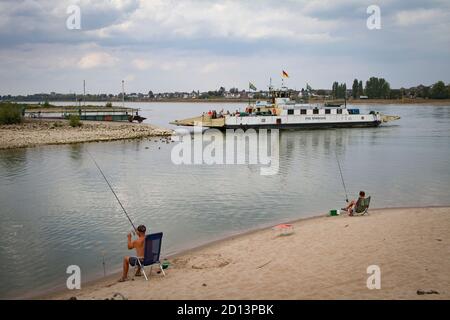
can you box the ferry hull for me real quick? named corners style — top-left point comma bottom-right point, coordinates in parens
top-left (223, 121), bottom-right (381, 130)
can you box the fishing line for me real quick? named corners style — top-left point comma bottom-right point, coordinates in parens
top-left (86, 149), bottom-right (137, 232)
top-left (335, 150), bottom-right (349, 203)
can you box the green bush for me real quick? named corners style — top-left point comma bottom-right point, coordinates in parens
top-left (68, 114), bottom-right (82, 127)
top-left (0, 103), bottom-right (23, 125)
top-left (105, 102), bottom-right (113, 107)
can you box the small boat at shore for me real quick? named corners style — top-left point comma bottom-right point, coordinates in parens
top-left (171, 88), bottom-right (400, 130)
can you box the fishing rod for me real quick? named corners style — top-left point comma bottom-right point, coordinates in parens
top-left (335, 150), bottom-right (349, 203)
top-left (86, 150), bottom-right (137, 232)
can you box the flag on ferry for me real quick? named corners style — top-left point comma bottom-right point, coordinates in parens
top-left (249, 82), bottom-right (257, 91)
top-left (282, 70), bottom-right (289, 78)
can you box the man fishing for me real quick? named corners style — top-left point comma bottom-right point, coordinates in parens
top-left (342, 191), bottom-right (366, 216)
top-left (119, 224), bottom-right (147, 282)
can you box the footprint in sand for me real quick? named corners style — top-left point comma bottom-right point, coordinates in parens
top-left (172, 254), bottom-right (231, 270)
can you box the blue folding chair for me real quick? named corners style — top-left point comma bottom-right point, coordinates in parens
top-left (136, 232), bottom-right (165, 280)
top-left (351, 196), bottom-right (371, 216)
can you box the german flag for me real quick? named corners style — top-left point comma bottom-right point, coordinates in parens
top-left (282, 70), bottom-right (289, 78)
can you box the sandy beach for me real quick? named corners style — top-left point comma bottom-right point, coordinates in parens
top-left (0, 119), bottom-right (172, 150)
top-left (49, 207), bottom-right (450, 300)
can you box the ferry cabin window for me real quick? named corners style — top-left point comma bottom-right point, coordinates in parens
top-left (325, 109), bottom-right (331, 114)
top-left (287, 109), bottom-right (294, 115)
top-left (300, 109), bottom-right (307, 115)
top-left (313, 109), bottom-right (319, 114)
top-left (348, 109), bottom-right (360, 115)
top-left (337, 109), bottom-right (342, 114)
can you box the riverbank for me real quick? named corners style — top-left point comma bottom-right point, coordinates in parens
top-left (139, 98), bottom-right (450, 105)
top-left (0, 119), bottom-right (173, 150)
top-left (49, 206), bottom-right (450, 300)
top-left (348, 98), bottom-right (450, 105)
top-left (11, 98), bottom-right (450, 105)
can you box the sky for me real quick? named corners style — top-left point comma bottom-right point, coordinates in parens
top-left (0, 0), bottom-right (449, 95)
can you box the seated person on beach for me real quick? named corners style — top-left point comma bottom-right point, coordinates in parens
top-left (119, 224), bottom-right (146, 282)
top-left (342, 191), bottom-right (366, 216)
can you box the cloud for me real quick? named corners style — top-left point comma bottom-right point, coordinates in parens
top-left (159, 60), bottom-right (187, 71)
top-left (0, 0), bottom-right (449, 94)
top-left (90, 0), bottom-right (339, 44)
top-left (78, 52), bottom-right (118, 69)
top-left (132, 58), bottom-right (153, 70)
top-left (124, 74), bottom-right (135, 82)
top-left (395, 8), bottom-right (447, 26)
top-left (200, 63), bottom-right (220, 74)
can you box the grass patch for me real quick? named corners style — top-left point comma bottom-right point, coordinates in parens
top-left (0, 102), bottom-right (24, 125)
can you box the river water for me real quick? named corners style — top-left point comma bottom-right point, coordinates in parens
top-left (1, 102), bottom-right (450, 298)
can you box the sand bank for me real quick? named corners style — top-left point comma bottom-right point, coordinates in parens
top-left (0, 119), bottom-right (172, 150)
top-left (50, 207), bottom-right (450, 300)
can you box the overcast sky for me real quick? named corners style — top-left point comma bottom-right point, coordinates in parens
top-left (1, 0), bottom-right (449, 95)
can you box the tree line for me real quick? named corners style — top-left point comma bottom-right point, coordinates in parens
top-left (332, 78), bottom-right (450, 99)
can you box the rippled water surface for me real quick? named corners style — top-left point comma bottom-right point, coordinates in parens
top-left (1, 102), bottom-right (450, 298)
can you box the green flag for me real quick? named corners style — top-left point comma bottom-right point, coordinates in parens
top-left (249, 82), bottom-right (257, 91)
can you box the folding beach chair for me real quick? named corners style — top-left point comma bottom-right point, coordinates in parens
top-left (351, 196), bottom-right (371, 216)
top-left (136, 232), bottom-right (166, 281)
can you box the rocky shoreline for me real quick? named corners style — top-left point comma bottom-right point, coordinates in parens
top-left (0, 119), bottom-right (173, 150)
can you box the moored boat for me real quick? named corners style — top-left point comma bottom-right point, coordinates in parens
top-left (171, 88), bottom-right (400, 129)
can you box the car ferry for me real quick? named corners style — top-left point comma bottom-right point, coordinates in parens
top-left (171, 89), bottom-right (400, 130)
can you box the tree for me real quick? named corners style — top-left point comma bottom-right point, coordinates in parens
top-left (331, 82), bottom-right (347, 99)
top-left (332, 82), bottom-right (338, 98)
top-left (389, 89), bottom-right (402, 99)
top-left (420, 86), bottom-right (430, 98)
top-left (352, 79), bottom-right (358, 98)
top-left (358, 80), bottom-right (364, 97)
top-left (430, 81), bottom-right (448, 99)
top-left (365, 77), bottom-right (390, 98)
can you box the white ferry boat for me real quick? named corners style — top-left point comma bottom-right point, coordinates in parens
top-left (171, 89), bottom-right (400, 130)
